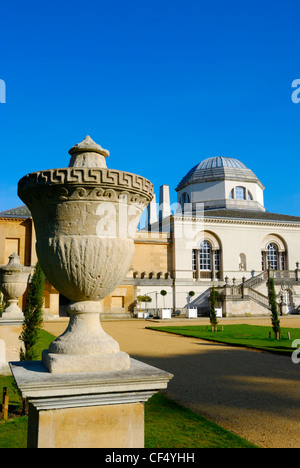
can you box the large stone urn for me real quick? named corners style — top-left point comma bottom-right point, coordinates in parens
top-left (0, 253), bottom-right (31, 321)
top-left (18, 136), bottom-right (153, 373)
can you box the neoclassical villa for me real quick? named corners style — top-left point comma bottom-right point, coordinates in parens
top-left (1, 155), bottom-right (300, 318)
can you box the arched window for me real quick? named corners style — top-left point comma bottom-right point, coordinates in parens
top-left (229, 187), bottom-right (253, 202)
top-left (180, 192), bottom-right (190, 213)
top-left (182, 192), bottom-right (190, 204)
top-left (261, 237), bottom-right (287, 272)
top-left (192, 239), bottom-right (221, 280)
top-left (235, 186), bottom-right (246, 200)
top-left (267, 243), bottom-right (278, 270)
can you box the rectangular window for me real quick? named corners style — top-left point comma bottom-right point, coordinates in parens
top-left (267, 244), bottom-right (278, 270)
top-left (5, 238), bottom-right (20, 263)
top-left (192, 249), bottom-right (197, 271)
top-left (261, 252), bottom-right (265, 271)
top-left (215, 250), bottom-right (220, 271)
top-left (111, 296), bottom-right (124, 308)
top-left (199, 247), bottom-right (211, 270)
top-left (280, 252), bottom-right (286, 271)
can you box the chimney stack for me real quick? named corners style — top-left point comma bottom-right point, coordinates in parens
top-left (147, 193), bottom-right (158, 228)
top-left (159, 185), bottom-right (171, 220)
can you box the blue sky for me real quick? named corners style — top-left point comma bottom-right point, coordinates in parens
top-left (1, 0), bottom-right (300, 216)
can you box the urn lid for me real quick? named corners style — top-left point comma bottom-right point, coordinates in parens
top-left (68, 136), bottom-right (110, 168)
top-left (69, 135), bottom-right (110, 157)
top-left (0, 253), bottom-right (31, 273)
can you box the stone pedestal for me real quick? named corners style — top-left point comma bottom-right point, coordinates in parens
top-left (0, 322), bottom-right (23, 375)
top-left (10, 359), bottom-right (173, 449)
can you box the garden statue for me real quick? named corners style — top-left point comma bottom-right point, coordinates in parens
top-left (18, 136), bottom-right (153, 373)
top-left (0, 253), bottom-right (31, 320)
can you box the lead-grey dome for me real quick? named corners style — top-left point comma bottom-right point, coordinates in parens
top-left (176, 156), bottom-right (261, 191)
top-left (197, 156), bottom-right (247, 170)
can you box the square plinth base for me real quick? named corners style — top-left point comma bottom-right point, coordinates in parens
top-left (28, 400), bottom-right (144, 448)
top-left (10, 358), bottom-right (173, 449)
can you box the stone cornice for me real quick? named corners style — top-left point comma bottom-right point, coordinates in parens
top-left (172, 215), bottom-right (300, 228)
top-left (10, 359), bottom-right (173, 410)
top-left (0, 217), bottom-right (30, 222)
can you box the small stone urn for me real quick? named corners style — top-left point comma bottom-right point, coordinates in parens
top-left (18, 136), bottom-right (153, 373)
top-left (0, 253), bottom-right (31, 320)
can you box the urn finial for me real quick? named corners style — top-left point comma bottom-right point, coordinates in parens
top-left (8, 252), bottom-right (21, 265)
top-left (68, 135), bottom-right (110, 168)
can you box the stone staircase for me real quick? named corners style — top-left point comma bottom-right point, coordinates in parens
top-left (218, 270), bottom-right (285, 316)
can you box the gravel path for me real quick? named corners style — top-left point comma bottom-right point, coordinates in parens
top-left (44, 316), bottom-right (300, 448)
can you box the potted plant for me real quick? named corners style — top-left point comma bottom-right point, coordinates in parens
top-left (186, 291), bottom-right (197, 318)
top-left (159, 290), bottom-right (171, 319)
top-left (136, 295), bottom-right (152, 318)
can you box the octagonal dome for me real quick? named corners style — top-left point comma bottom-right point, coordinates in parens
top-left (176, 156), bottom-right (265, 212)
top-left (176, 156), bottom-right (262, 191)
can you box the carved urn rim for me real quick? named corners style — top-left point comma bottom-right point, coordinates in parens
top-left (18, 135), bottom-right (153, 207)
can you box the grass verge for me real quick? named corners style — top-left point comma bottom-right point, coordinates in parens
top-left (0, 329), bottom-right (257, 448)
top-left (146, 324), bottom-right (300, 355)
top-left (145, 392), bottom-right (257, 448)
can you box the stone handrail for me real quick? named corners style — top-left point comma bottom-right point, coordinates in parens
top-left (243, 271), bottom-right (268, 289)
top-left (246, 287), bottom-right (270, 308)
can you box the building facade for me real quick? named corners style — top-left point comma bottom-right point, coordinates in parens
top-left (1, 156), bottom-right (300, 318)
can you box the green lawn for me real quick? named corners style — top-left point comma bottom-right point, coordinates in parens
top-left (146, 324), bottom-right (300, 355)
top-left (145, 393), bottom-right (257, 448)
top-left (0, 329), bottom-right (257, 448)
top-left (31, 328), bottom-right (56, 360)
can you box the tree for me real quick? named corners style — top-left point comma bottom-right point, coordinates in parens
top-left (19, 262), bottom-right (45, 361)
top-left (209, 286), bottom-right (219, 331)
top-left (268, 277), bottom-right (281, 339)
top-left (137, 295), bottom-right (152, 310)
top-left (187, 290), bottom-right (195, 308)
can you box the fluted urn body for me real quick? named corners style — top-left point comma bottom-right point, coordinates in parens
top-left (18, 136), bottom-right (153, 373)
top-left (0, 253), bottom-right (31, 320)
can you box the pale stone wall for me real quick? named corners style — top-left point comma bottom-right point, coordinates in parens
top-left (102, 285), bottom-right (135, 317)
top-left (223, 299), bottom-right (270, 317)
top-left (132, 231), bottom-right (171, 276)
top-left (172, 216), bottom-right (300, 280)
top-left (135, 284), bottom-right (173, 310)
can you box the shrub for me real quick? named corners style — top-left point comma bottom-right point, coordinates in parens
top-left (209, 286), bottom-right (219, 331)
top-left (19, 262), bottom-right (45, 361)
top-left (268, 277), bottom-right (281, 339)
